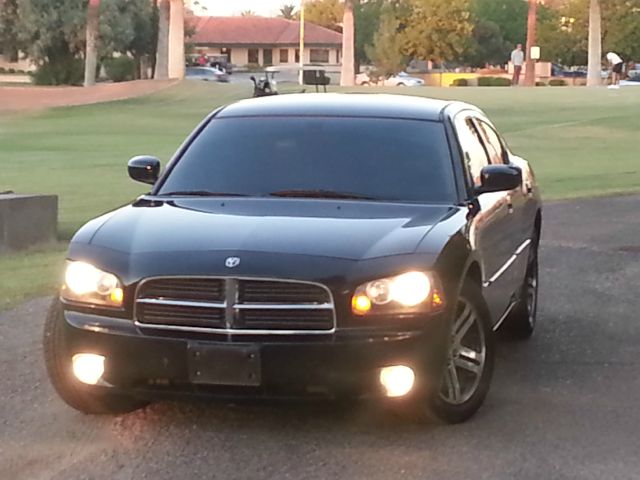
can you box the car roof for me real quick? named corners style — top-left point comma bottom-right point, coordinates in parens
top-left (216, 93), bottom-right (463, 122)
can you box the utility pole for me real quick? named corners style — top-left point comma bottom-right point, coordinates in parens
top-left (523, 0), bottom-right (537, 87)
top-left (299, 0), bottom-right (305, 85)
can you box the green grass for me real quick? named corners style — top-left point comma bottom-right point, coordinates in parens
top-left (0, 244), bottom-right (67, 310)
top-left (1, 81), bottom-right (639, 310)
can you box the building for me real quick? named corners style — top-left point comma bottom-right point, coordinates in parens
top-left (190, 16), bottom-right (343, 68)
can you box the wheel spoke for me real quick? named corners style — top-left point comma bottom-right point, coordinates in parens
top-left (444, 363), bottom-right (461, 402)
top-left (454, 356), bottom-right (481, 376)
top-left (453, 305), bottom-right (475, 345)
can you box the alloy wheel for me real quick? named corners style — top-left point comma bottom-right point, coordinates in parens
top-left (439, 297), bottom-right (486, 405)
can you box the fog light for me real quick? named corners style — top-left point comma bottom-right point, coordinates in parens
top-left (380, 365), bottom-right (415, 398)
top-left (72, 353), bottom-right (105, 385)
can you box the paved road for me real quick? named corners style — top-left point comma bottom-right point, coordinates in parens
top-left (2, 195), bottom-right (640, 480)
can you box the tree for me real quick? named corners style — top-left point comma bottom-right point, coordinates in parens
top-left (365, 4), bottom-right (406, 76)
top-left (399, 0), bottom-right (474, 63)
top-left (303, 0), bottom-right (343, 31)
top-left (602, 0), bottom-right (640, 63)
top-left (83, 0), bottom-right (100, 86)
top-left (587, 0), bottom-right (601, 85)
top-left (471, 0), bottom-right (527, 47)
top-left (240, 10), bottom-right (256, 16)
top-left (341, 0), bottom-right (355, 86)
top-left (464, 19), bottom-right (511, 67)
top-left (0, 0), bottom-right (20, 61)
top-left (355, 0), bottom-right (383, 65)
top-left (279, 4), bottom-right (296, 19)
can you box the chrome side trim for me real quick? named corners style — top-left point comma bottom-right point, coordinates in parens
top-left (483, 238), bottom-right (532, 288)
top-left (136, 298), bottom-right (226, 309)
top-left (492, 300), bottom-right (517, 331)
top-left (134, 275), bottom-right (337, 335)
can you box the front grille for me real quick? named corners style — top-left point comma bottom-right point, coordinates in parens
top-left (138, 278), bottom-right (224, 302)
top-left (239, 280), bottom-right (330, 304)
top-left (135, 277), bottom-right (335, 334)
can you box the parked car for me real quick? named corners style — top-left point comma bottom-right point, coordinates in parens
top-left (356, 71), bottom-right (425, 87)
top-left (185, 66), bottom-right (230, 83)
top-left (44, 94), bottom-right (541, 424)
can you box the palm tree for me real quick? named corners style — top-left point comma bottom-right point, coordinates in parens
top-left (154, 0), bottom-right (170, 80)
top-left (587, 0), bottom-right (601, 86)
top-left (279, 4), bottom-right (296, 20)
top-left (241, 10), bottom-right (256, 16)
top-left (340, 0), bottom-right (355, 86)
top-left (83, 0), bottom-right (100, 87)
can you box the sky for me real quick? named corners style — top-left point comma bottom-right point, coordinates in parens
top-left (190, 0), bottom-right (292, 16)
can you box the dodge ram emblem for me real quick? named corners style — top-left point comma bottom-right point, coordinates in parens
top-left (225, 257), bottom-right (241, 268)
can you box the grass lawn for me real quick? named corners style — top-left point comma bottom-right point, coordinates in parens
top-left (1, 81), bottom-right (639, 310)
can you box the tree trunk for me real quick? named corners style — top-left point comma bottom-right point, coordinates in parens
top-left (83, 0), bottom-right (100, 87)
top-left (154, 0), bottom-right (170, 80)
top-left (587, 0), bottom-right (602, 86)
top-left (340, 0), bottom-right (355, 86)
top-left (523, 0), bottom-right (537, 87)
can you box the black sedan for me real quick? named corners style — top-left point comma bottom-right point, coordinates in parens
top-left (44, 94), bottom-right (541, 424)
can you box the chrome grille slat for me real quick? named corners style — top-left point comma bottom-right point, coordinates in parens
top-left (135, 277), bottom-right (336, 334)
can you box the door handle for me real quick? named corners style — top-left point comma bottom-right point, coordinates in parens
top-left (507, 195), bottom-right (514, 213)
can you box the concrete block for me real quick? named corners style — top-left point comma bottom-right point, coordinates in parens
top-left (0, 194), bottom-right (58, 253)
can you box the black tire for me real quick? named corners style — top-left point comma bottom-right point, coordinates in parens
top-left (43, 298), bottom-right (148, 415)
top-left (505, 240), bottom-right (539, 340)
top-left (426, 282), bottom-right (495, 424)
top-left (397, 82), bottom-right (406, 87)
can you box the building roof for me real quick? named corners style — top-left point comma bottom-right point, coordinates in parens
top-left (191, 16), bottom-right (343, 47)
top-left (216, 94), bottom-right (455, 122)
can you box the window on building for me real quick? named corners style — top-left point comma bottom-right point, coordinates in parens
top-left (279, 49), bottom-right (288, 63)
top-left (248, 48), bottom-right (259, 65)
top-left (295, 49), bottom-right (300, 64)
top-left (263, 49), bottom-right (273, 66)
top-left (310, 49), bottom-right (330, 63)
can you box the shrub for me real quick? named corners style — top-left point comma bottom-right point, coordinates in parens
top-left (0, 67), bottom-right (5, 73)
top-left (104, 56), bottom-right (136, 83)
top-left (536, 81), bottom-right (547, 86)
top-left (549, 79), bottom-right (567, 86)
top-left (478, 76), bottom-right (511, 86)
top-left (7, 68), bottom-right (16, 74)
top-left (451, 78), bottom-right (468, 87)
top-left (32, 58), bottom-right (84, 85)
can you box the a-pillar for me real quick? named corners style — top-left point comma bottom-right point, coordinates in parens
top-left (168, 0), bottom-right (185, 79)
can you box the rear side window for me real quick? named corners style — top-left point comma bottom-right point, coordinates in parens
top-left (455, 115), bottom-right (490, 188)
top-left (159, 116), bottom-right (458, 204)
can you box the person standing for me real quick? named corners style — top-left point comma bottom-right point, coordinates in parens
top-left (511, 44), bottom-right (525, 86)
top-left (606, 52), bottom-right (624, 88)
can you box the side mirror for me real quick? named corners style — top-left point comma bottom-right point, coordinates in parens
top-left (128, 155), bottom-right (160, 185)
top-left (477, 164), bottom-right (522, 194)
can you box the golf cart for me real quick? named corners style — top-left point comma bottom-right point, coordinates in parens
top-left (250, 67), bottom-right (280, 97)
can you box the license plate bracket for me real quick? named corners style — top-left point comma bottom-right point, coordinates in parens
top-left (187, 344), bottom-right (261, 386)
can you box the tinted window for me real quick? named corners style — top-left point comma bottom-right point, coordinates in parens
top-left (476, 121), bottom-right (506, 164)
top-left (159, 117), bottom-right (457, 203)
top-left (455, 115), bottom-right (489, 188)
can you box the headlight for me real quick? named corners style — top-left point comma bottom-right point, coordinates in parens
top-left (352, 271), bottom-right (444, 316)
top-left (62, 261), bottom-right (124, 307)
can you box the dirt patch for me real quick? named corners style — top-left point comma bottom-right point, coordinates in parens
top-left (0, 80), bottom-right (177, 113)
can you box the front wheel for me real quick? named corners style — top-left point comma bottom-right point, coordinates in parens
top-left (426, 283), bottom-right (495, 423)
top-left (43, 298), bottom-right (148, 415)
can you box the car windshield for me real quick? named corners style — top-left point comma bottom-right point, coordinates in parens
top-left (157, 116), bottom-right (457, 203)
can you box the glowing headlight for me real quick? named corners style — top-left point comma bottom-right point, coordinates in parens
top-left (62, 261), bottom-right (124, 307)
top-left (352, 271), bottom-right (442, 316)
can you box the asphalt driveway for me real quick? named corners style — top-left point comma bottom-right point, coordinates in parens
top-left (1, 194), bottom-right (639, 480)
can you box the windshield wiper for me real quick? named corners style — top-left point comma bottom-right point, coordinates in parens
top-left (268, 189), bottom-right (378, 200)
top-left (160, 190), bottom-right (250, 197)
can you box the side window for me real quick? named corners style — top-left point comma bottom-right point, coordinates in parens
top-left (455, 115), bottom-right (490, 188)
top-left (476, 121), bottom-right (507, 165)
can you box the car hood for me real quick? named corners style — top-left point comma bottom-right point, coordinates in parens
top-left (79, 197), bottom-right (454, 261)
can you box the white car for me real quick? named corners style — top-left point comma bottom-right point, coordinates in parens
top-left (356, 71), bottom-right (425, 87)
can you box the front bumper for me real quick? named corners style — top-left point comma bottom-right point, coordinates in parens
top-left (62, 308), bottom-right (448, 401)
